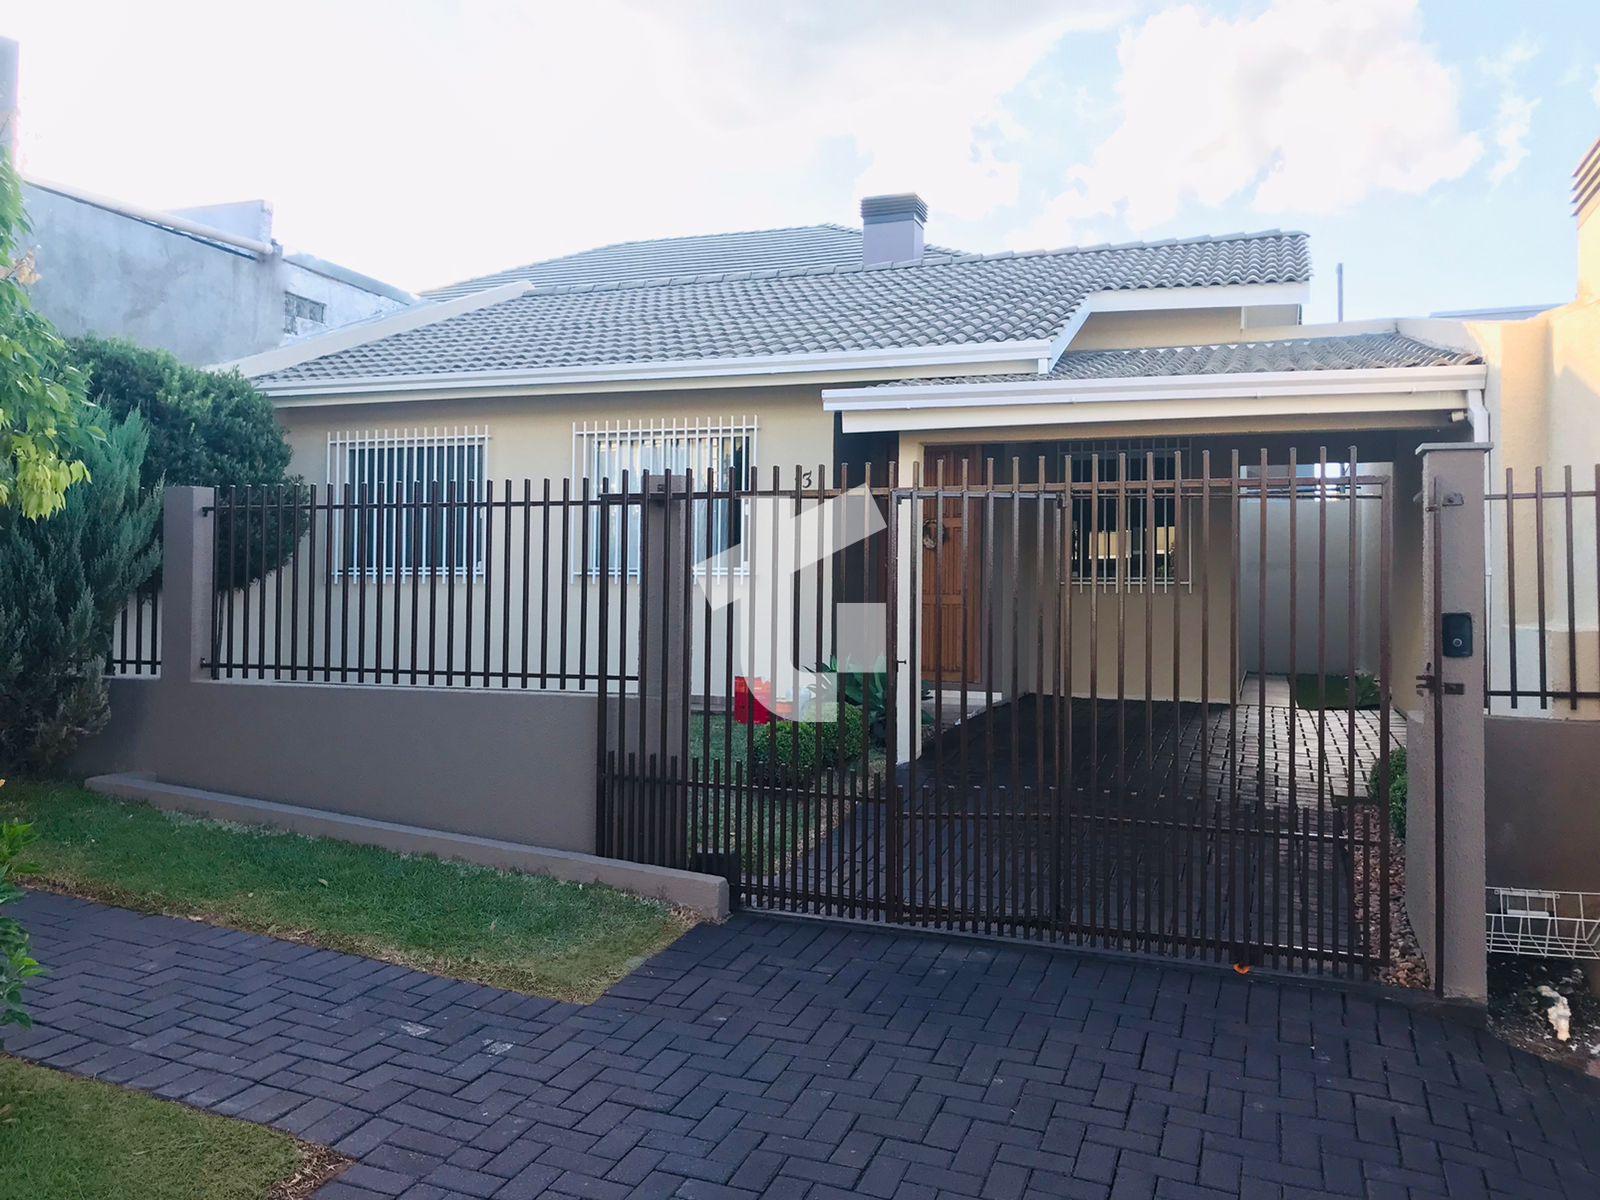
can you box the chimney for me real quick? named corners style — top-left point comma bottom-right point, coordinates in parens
top-left (0, 37), bottom-right (19, 162)
top-left (1574, 134), bottom-right (1600, 299)
top-left (860, 193), bottom-right (927, 266)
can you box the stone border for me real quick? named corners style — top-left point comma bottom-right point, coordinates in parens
top-left (85, 772), bottom-right (728, 921)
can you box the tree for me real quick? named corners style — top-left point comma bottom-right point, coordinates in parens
top-left (0, 142), bottom-right (95, 518)
top-left (71, 337), bottom-right (301, 584)
top-left (0, 414), bottom-right (160, 772)
top-left (71, 337), bottom-right (293, 493)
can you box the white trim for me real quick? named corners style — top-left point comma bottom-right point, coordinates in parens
top-left (1079, 281), bottom-right (1308, 315)
top-left (256, 339), bottom-right (1055, 402)
top-left (823, 364), bottom-right (1488, 413)
top-left (220, 282), bottom-right (533, 377)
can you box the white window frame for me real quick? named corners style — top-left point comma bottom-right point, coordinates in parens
top-left (573, 416), bottom-right (757, 577)
top-left (326, 426), bottom-right (490, 578)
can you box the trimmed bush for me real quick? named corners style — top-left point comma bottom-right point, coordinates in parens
top-left (750, 705), bottom-right (867, 787)
top-left (0, 809), bottom-right (41, 1042)
top-left (1368, 745), bottom-right (1408, 839)
top-left (71, 337), bottom-right (302, 585)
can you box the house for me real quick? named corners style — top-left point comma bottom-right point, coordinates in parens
top-left (2, 38), bottom-right (415, 365)
top-left (227, 193), bottom-right (1487, 731)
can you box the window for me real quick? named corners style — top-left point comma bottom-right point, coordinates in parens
top-left (1064, 442), bottom-right (1187, 587)
top-left (284, 292), bottom-right (327, 336)
top-left (574, 417), bottom-right (756, 575)
top-left (326, 427), bottom-right (489, 577)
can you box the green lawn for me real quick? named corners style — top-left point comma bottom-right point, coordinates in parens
top-left (0, 1056), bottom-right (326, 1200)
top-left (0, 779), bottom-right (689, 1003)
top-left (1290, 672), bottom-right (1382, 711)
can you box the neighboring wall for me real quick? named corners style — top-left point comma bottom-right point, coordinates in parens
top-left (22, 182), bottom-right (408, 365)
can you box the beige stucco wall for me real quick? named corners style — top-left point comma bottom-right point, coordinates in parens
top-left (1460, 231), bottom-right (1600, 717)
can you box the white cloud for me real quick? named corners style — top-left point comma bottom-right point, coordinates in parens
top-left (1487, 93), bottom-right (1539, 186)
top-left (1033, 0), bottom-right (1483, 231)
top-left (1593, 65), bottom-right (1600, 107)
top-left (1481, 35), bottom-right (1540, 186)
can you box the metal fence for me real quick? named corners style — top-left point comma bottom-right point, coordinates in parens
top-left (106, 583), bottom-right (161, 676)
top-left (1486, 465), bottom-right (1600, 711)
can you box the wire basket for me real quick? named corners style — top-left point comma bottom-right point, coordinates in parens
top-left (1486, 888), bottom-right (1600, 959)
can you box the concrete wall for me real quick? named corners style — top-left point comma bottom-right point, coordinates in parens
top-left (22, 183), bottom-right (406, 365)
top-left (1486, 714), bottom-right (1600, 893)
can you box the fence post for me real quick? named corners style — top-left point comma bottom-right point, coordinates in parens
top-left (1409, 444), bottom-right (1489, 1003)
top-left (158, 486), bottom-right (215, 686)
top-left (638, 474), bottom-right (689, 782)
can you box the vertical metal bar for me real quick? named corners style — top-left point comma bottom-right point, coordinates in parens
top-left (1065, 460), bottom-right (1078, 942)
top-left (355, 479), bottom-right (368, 682)
top-left (390, 460), bottom-right (402, 684)
top-left (983, 459), bottom-right (996, 935)
top-left (1226, 451), bottom-right (1241, 964)
top-left (1565, 465), bottom-right (1578, 710)
top-left (1316, 447), bottom-right (1329, 970)
top-left (1170, 455), bottom-right (1184, 955)
top-left (444, 470), bottom-right (457, 686)
top-left (372, 472), bottom-right (385, 684)
top-left (1535, 466), bottom-right (1548, 708)
top-left (540, 479), bottom-right (552, 687)
top-left (303, 485), bottom-right (317, 683)
top-left (1256, 451), bottom-right (1269, 965)
top-left (1143, 453), bottom-right (1156, 950)
top-left (1377, 469), bottom-right (1393, 968)
top-left (958, 460), bottom-right (972, 928)
top-left (288, 485), bottom-right (301, 681)
top-left (272, 485), bottom-right (285, 680)
top-left (1088, 454), bottom-right (1102, 945)
top-left (408, 473), bottom-right (420, 685)
top-left (339, 482), bottom-right (352, 683)
top-left (617, 472), bottom-right (632, 851)
top-left (885, 462), bottom-right (901, 923)
top-left (1199, 455), bottom-right (1213, 959)
top-left (1033, 457), bottom-right (1047, 938)
top-left (932, 458), bottom-right (945, 928)
top-left (1287, 449), bottom-right (1301, 969)
top-left (464, 459), bottom-right (476, 687)
top-left (1007, 457), bottom-right (1022, 935)
top-left (682, 469), bottom-right (696, 870)
top-left (520, 479), bottom-right (531, 688)
top-left (1114, 454), bottom-right (1128, 949)
top-left (560, 478), bottom-right (572, 688)
top-left (1505, 469), bottom-right (1518, 708)
top-left (426, 480), bottom-right (440, 686)
top-left (1343, 447), bottom-right (1359, 973)
top-left (580, 476), bottom-right (593, 690)
top-left (324, 483), bottom-right (337, 683)
top-left (636, 471), bottom-right (651, 858)
top-left (225, 485), bottom-right (238, 678)
top-left (501, 479), bottom-right (512, 687)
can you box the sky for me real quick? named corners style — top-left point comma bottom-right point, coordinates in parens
top-left (6, 0), bottom-right (1600, 321)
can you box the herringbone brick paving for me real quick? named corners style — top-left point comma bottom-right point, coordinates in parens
top-left (8, 890), bottom-right (1600, 1199)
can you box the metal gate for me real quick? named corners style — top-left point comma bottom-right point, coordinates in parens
top-left (597, 449), bottom-right (1397, 978)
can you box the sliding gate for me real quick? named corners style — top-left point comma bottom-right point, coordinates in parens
top-left (597, 450), bottom-right (1397, 978)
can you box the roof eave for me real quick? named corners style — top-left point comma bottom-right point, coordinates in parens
top-left (822, 363), bottom-right (1489, 413)
top-left (256, 338), bottom-right (1059, 404)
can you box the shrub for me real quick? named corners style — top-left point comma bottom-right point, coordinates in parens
top-left (71, 336), bottom-right (302, 584)
top-left (0, 805), bottom-right (41, 1042)
top-left (750, 705), bottom-right (867, 787)
top-left (0, 415), bottom-right (160, 772)
top-left (1368, 745), bottom-right (1408, 839)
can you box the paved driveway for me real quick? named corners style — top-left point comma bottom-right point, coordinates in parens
top-left (9, 891), bottom-right (1600, 1199)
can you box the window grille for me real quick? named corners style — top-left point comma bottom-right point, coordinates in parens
top-left (1063, 440), bottom-right (1190, 589)
top-left (326, 427), bottom-right (489, 577)
top-left (573, 417), bottom-right (756, 575)
top-left (284, 292), bottom-right (327, 336)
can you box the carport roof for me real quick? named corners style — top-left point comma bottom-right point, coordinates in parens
top-left (867, 332), bottom-right (1482, 389)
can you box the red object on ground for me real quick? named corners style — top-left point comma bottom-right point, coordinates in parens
top-left (734, 677), bottom-right (776, 725)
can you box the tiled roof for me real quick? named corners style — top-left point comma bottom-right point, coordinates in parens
top-left (253, 230), bottom-right (1310, 387)
top-left (870, 333), bottom-right (1482, 389)
top-left (421, 224), bottom-right (966, 299)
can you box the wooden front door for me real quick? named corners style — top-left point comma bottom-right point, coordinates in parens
top-left (919, 446), bottom-right (983, 683)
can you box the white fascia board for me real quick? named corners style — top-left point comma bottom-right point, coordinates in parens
top-left (256, 338), bottom-right (1055, 403)
top-left (217, 282), bottom-right (534, 377)
top-left (823, 363), bottom-right (1488, 413)
top-left (1083, 280), bottom-right (1309, 314)
top-left (1038, 280), bottom-right (1312, 372)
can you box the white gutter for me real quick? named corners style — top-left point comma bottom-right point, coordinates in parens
top-left (254, 337), bottom-right (1056, 400)
top-left (25, 176), bottom-right (276, 258)
top-left (822, 363), bottom-right (1489, 412)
